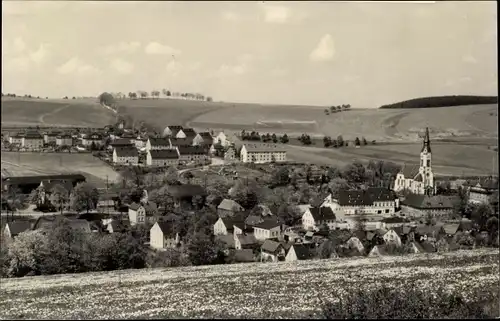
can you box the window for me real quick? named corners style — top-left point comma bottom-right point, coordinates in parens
top-left (385, 209), bottom-right (390, 213)
top-left (426, 160), bottom-right (430, 167)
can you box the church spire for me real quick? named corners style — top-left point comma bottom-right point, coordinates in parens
top-left (421, 127), bottom-right (431, 153)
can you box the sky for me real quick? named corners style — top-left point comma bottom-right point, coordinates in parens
top-left (1, 1), bottom-right (497, 108)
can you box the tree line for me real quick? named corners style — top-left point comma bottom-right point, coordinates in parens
top-left (98, 90), bottom-right (213, 107)
top-left (379, 95), bottom-right (498, 109)
top-left (324, 104), bottom-right (351, 115)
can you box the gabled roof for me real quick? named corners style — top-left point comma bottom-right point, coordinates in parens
top-left (197, 132), bottom-right (214, 144)
top-left (5, 221), bottom-right (32, 237)
top-left (253, 216), bottom-right (283, 230)
top-left (217, 199), bottom-right (243, 211)
top-left (261, 239), bottom-right (282, 253)
top-left (243, 143), bottom-right (286, 153)
top-left (392, 226), bottom-right (414, 236)
top-left (337, 188), bottom-right (396, 206)
top-left (129, 201), bottom-right (157, 214)
top-left (111, 138), bottom-right (133, 146)
top-left (166, 125), bottom-right (183, 131)
top-left (155, 221), bottom-right (177, 237)
top-left (40, 179), bottom-right (73, 192)
top-left (414, 173), bottom-right (423, 182)
top-left (369, 244), bottom-right (389, 256)
top-left (180, 128), bottom-right (197, 137)
top-left (290, 244), bottom-right (314, 260)
top-left (415, 224), bottom-right (443, 236)
top-left (177, 145), bottom-right (208, 155)
top-left (308, 206), bottom-right (336, 221)
top-left (236, 233), bottom-right (258, 246)
top-left (149, 149), bottom-right (179, 159)
top-left (23, 131), bottom-right (43, 139)
top-left (381, 216), bottom-right (409, 224)
top-left (216, 234), bottom-right (236, 248)
top-left (114, 147), bottom-right (138, 157)
top-left (169, 137), bottom-right (193, 147)
top-left (402, 195), bottom-right (454, 209)
top-left (400, 164), bottom-right (420, 178)
top-left (148, 137), bottom-right (170, 147)
top-left (443, 223), bottom-right (459, 235)
top-left (32, 216), bottom-right (91, 233)
top-left (245, 214), bottom-right (263, 226)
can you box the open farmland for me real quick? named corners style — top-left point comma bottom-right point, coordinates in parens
top-left (1, 152), bottom-right (119, 187)
top-left (0, 98), bottom-right (116, 128)
top-left (191, 104), bottom-right (498, 142)
top-left (0, 249), bottom-right (497, 319)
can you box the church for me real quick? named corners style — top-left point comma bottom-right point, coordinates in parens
top-left (393, 127), bottom-right (436, 195)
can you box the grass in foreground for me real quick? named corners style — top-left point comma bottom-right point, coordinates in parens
top-left (0, 249), bottom-right (498, 319)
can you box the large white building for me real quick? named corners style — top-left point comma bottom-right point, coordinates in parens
top-left (113, 147), bottom-right (139, 165)
top-left (240, 143), bottom-right (287, 163)
top-left (393, 127), bottom-right (436, 195)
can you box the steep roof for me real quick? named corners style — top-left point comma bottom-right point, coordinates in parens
top-left (217, 199), bottom-right (243, 211)
top-left (197, 132), bottom-right (214, 145)
top-left (261, 239), bottom-right (282, 253)
top-left (114, 147), bottom-right (138, 157)
top-left (337, 188), bottom-right (395, 206)
top-left (400, 164), bottom-right (420, 178)
top-left (381, 216), bottom-right (409, 224)
top-left (169, 137), bottom-right (193, 147)
top-left (180, 128), bottom-right (197, 138)
top-left (40, 179), bottom-right (73, 192)
top-left (23, 131), bottom-right (43, 139)
top-left (236, 233), bottom-right (258, 246)
top-left (253, 216), bottom-right (283, 230)
top-left (308, 206), bottom-right (336, 221)
top-left (156, 221), bottom-right (177, 237)
top-left (369, 244), bottom-right (389, 256)
top-left (177, 145), bottom-right (208, 155)
top-left (5, 221), bottom-right (32, 237)
top-left (243, 143), bottom-right (286, 153)
top-left (443, 223), bottom-right (460, 235)
top-left (32, 216), bottom-right (91, 233)
top-left (216, 234), bottom-right (235, 248)
top-left (290, 244), bottom-right (313, 260)
top-left (166, 125), bottom-right (183, 131)
top-left (148, 137), bottom-right (170, 147)
top-left (149, 149), bottom-right (179, 160)
top-left (111, 138), bottom-right (133, 146)
top-left (402, 195), bottom-right (454, 209)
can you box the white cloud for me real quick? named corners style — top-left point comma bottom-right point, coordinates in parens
top-left (111, 58), bottom-right (134, 74)
top-left (215, 63), bottom-right (248, 77)
top-left (221, 10), bottom-right (241, 21)
top-left (260, 4), bottom-right (292, 24)
top-left (462, 55), bottom-right (477, 64)
top-left (56, 57), bottom-right (100, 76)
top-left (4, 57), bottom-right (31, 72)
top-left (145, 42), bottom-right (181, 55)
top-left (166, 60), bottom-right (182, 76)
top-left (101, 41), bottom-right (141, 55)
top-left (13, 37), bottom-right (26, 53)
top-left (310, 34), bottom-right (335, 62)
top-left (29, 44), bottom-right (50, 64)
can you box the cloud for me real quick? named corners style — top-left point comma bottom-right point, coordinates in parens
top-left (101, 41), bottom-right (141, 55)
top-left (13, 37), bottom-right (27, 53)
top-left (462, 55), bottom-right (477, 64)
top-left (309, 34), bottom-right (335, 62)
top-left (144, 42), bottom-right (181, 55)
top-left (165, 60), bottom-right (201, 77)
top-left (260, 4), bottom-right (292, 24)
top-left (215, 63), bottom-right (248, 77)
top-left (221, 10), bottom-right (241, 21)
top-left (3, 42), bottom-right (50, 71)
top-left (29, 44), bottom-right (50, 64)
top-left (111, 58), bottom-right (134, 74)
top-left (56, 57), bottom-right (100, 76)
top-left (4, 57), bottom-right (31, 72)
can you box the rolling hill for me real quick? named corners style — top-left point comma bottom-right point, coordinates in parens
top-left (379, 95), bottom-right (498, 109)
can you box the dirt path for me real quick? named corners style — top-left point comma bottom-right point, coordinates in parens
top-left (38, 104), bottom-right (71, 124)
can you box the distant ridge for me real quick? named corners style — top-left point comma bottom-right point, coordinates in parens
top-left (379, 95), bottom-right (498, 109)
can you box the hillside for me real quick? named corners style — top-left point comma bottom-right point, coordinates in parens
top-left (379, 95), bottom-right (498, 109)
top-left (0, 249), bottom-right (498, 319)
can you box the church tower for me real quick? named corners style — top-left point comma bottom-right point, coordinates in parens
top-left (419, 127), bottom-right (434, 195)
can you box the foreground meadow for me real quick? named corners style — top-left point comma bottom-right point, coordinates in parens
top-left (0, 249), bottom-right (498, 319)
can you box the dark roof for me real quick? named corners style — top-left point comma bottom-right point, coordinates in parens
top-left (40, 179), bottom-right (73, 192)
top-left (311, 193), bottom-right (330, 207)
top-left (180, 128), bottom-right (197, 137)
top-left (290, 244), bottom-right (313, 260)
top-left (149, 149), bottom-right (179, 159)
top-left (3, 174), bottom-right (86, 185)
top-left (85, 133), bottom-right (103, 139)
top-left (392, 226), bottom-right (414, 236)
top-left (198, 132), bottom-right (213, 139)
top-left (114, 147), bottom-right (138, 157)
top-left (253, 216), bottom-right (283, 230)
top-left (5, 221), bottom-right (32, 237)
top-left (169, 138), bottom-right (192, 147)
top-left (245, 214), bottom-right (264, 226)
top-left (309, 207), bottom-right (336, 221)
top-left (177, 145), bottom-right (208, 155)
top-left (32, 216), bottom-right (91, 232)
top-left (337, 188), bottom-right (395, 206)
top-left (23, 131), bottom-right (43, 139)
top-left (443, 223), bottom-right (460, 235)
top-left (220, 216), bottom-right (245, 231)
top-left (45, 132), bottom-right (61, 137)
top-left (215, 234), bottom-right (236, 248)
top-left (156, 221), bottom-right (177, 237)
top-left (111, 138), bottom-right (133, 146)
top-left (381, 216), bottom-right (409, 224)
top-left (167, 184), bottom-right (206, 198)
top-left (261, 239), bottom-right (282, 253)
top-left (400, 164), bottom-right (420, 178)
top-left (56, 134), bottom-right (72, 139)
top-left (166, 125), bottom-right (183, 131)
top-left (414, 173), bottom-right (423, 182)
top-left (236, 233), bottom-right (258, 246)
top-left (369, 244), bottom-right (389, 256)
top-left (148, 137), bottom-right (170, 147)
top-left (129, 202), bottom-right (157, 214)
top-left (402, 195), bottom-right (454, 209)
top-left (415, 224), bottom-right (443, 236)
top-left (234, 249), bottom-right (254, 262)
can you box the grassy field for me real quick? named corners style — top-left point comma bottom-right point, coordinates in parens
top-left (1, 152), bottom-right (119, 187)
top-left (0, 249), bottom-right (497, 319)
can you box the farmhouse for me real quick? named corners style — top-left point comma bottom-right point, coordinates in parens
top-left (240, 143), bottom-right (287, 163)
top-left (252, 216), bottom-right (284, 241)
top-left (82, 132), bottom-right (104, 147)
top-left (43, 131), bottom-right (61, 144)
top-left (178, 146), bottom-right (210, 163)
top-left (39, 179), bottom-right (73, 204)
top-left (113, 147), bottom-right (139, 165)
top-left (150, 221), bottom-right (180, 250)
top-left (145, 137), bottom-right (171, 152)
top-left (2, 174), bottom-right (86, 194)
top-left (468, 178), bottom-right (498, 205)
top-left (302, 206), bottom-right (336, 231)
top-left (382, 229), bottom-right (402, 246)
top-left (214, 216), bottom-right (245, 235)
top-left (215, 132), bottom-right (230, 147)
top-left (146, 149), bottom-right (179, 167)
top-left (224, 146), bottom-right (237, 161)
top-left (234, 232), bottom-right (258, 250)
top-left (193, 132), bottom-right (214, 147)
top-left (9, 133), bottom-right (24, 145)
top-left (2, 221), bottom-right (32, 240)
top-left (169, 138), bottom-right (193, 148)
top-left (176, 127), bottom-right (197, 140)
top-left (128, 202), bottom-right (158, 226)
top-left (393, 127), bottom-right (436, 195)
top-left (217, 199), bottom-right (244, 218)
top-left (260, 239), bottom-right (286, 262)
top-left (110, 138), bottom-right (133, 149)
top-left (22, 131), bottom-right (44, 150)
top-left (162, 125), bottom-right (183, 138)
top-left (401, 194), bottom-right (454, 218)
top-left (56, 134), bottom-right (73, 147)
top-left (285, 244), bottom-right (314, 262)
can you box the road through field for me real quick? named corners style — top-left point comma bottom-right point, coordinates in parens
top-left (38, 104), bottom-right (70, 124)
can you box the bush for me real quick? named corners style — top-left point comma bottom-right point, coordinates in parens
top-left (322, 283), bottom-right (496, 319)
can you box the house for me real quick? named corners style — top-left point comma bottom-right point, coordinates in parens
top-left (134, 136), bottom-right (148, 150)
top-left (442, 223), bottom-right (460, 237)
top-left (169, 138), bottom-right (193, 149)
top-left (234, 232), bottom-right (258, 250)
top-left (468, 178), bottom-right (498, 205)
top-left (392, 226), bottom-right (415, 244)
top-left (167, 184), bottom-right (207, 209)
top-left (381, 216), bottom-right (409, 229)
top-left (193, 132), bottom-right (214, 147)
top-left (150, 221), bottom-right (180, 250)
top-left (82, 132), bottom-right (104, 147)
top-left (406, 241), bottom-right (435, 254)
top-left (215, 234), bottom-right (236, 249)
top-left (450, 179), bottom-right (468, 191)
top-left (39, 179), bottom-right (73, 205)
top-left (177, 146), bottom-right (210, 163)
top-left (145, 137), bottom-right (171, 152)
top-left (105, 219), bottom-right (129, 233)
top-left (415, 224), bottom-right (444, 243)
top-left (9, 133), bottom-right (24, 145)
top-left (162, 125), bottom-right (183, 138)
top-left (240, 143), bottom-right (287, 163)
top-left (217, 199), bottom-right (244, 218)
top-left (2, 221), bottom-right (32, 240)
top-left (285, 244), bottom-right (314, 262)
top-left (393, 128), bottom-right (436, 195)
top-left (216, 131), bottom-right (230, 147)
top-left (253, 216), bottom-right (284, 241)
top-left (176, 127), bottom-right (197, 141)
top-left (146, 149), bottom-right (179, 167)
top-left (113, 147), bottom-right (139, 165)
top-left (260, 239), bottom-right (286, 262)
top-left (401, 194), bottom-right (454, 218)
top-left (43, 131), bottom-right (61, 144)
top-left (56, 134), bottom-right (73, 146)
top-left (233, 249), bottom-right (255, 263)
top-left (32, 216), bottom-right (92, 234)
top-left (302, 206), bottom-right (336, 231)
top-left (368, 244), bottom-right (390, 257)
top-left (224, 146), bottom-right (237, 161)
top-left (346, 235), bottom-right (365, 254)
top-left (382, 229), bottom-right (402, 247)
top-left (213, 216), bottom-right (245, 235)
top-left (128, 202), bottom-right (158, 225)
top-left (110, 138), bottom-right (133, 149)
top-left (22, 131), bottom-right (44, 150)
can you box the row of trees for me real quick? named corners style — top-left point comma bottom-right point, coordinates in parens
top-left (324, 104), bottom-right (352, 115)
top-left (102, 90), bottom-right (213, 102)
top-left (240, 130), bottom-right (289, 144)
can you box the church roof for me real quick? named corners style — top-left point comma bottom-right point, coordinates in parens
top-left (421, 127), bottom-right (431, 153)
top-left (414, 173), bottom-right (424, 182)
top-left (400, 164), bottom-right (420, 178)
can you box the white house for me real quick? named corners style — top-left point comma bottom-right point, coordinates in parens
top-left (128, 202), bottom-right (157, 226)
top-left (393, 127), bottom-right (436, 195)
top-left (44, 132), bottom-right (60, 144)
top-left (162, 125), bottom-right (183, 138)
top-left (260, 239), bottom-right (286, 262)
top-left (22, 131), bottom-right (44, 150)
top-left (252, 216), bottom-right (283, 241)
top-left (382, 229), bottom-right (402, 247)
top-left (113, 147), bottom-right (138, 165)
top-left (82, 133), bottom-right (104, 147)
top-left (240, 143), bottom-right (287, 163)
top-left (302, 206), bottom-right (337, 231)
top-left (214, 217), bottom-right (236, 236)
top-left (146, 149), bottom-right (179, 167)
top-left (9, 133), bottom-right (24, 145)
top-left (2, 221), bottom-right (31, 240)
top-left (150, 221), bottom-right (180, 250)
top-left (176, 127), bottom-right (197, 140)
top-left (145, 137), bottom-right (171, 152)
top-left (56, 134), bottom-right (73, 146)
top-left (215, 132), bottom-right (229, 147)
top-left (177, 146), bottom-right (210, 163)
